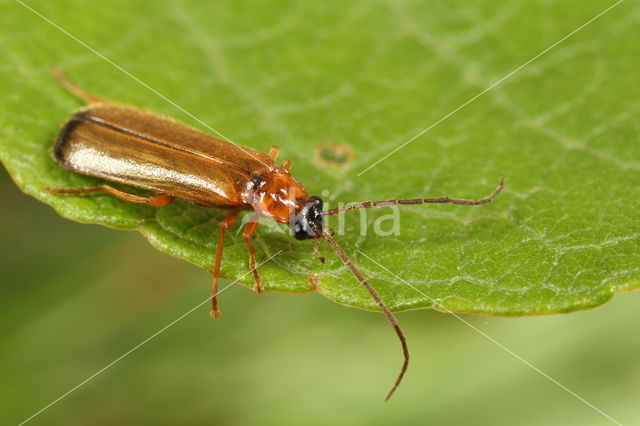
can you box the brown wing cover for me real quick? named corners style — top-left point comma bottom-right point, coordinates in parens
top-left (53, 103), bottom-right (274, 207)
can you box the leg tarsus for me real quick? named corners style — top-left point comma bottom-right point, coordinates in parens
top-left (51, 67), bottom-right (107, 104)
top-left (313, 239), bottom-right (325, 264)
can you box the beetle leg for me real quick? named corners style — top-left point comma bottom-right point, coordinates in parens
top-left (210, 211), bottom-right (239, 318)
top-left (268, 145), bottom-right (279, 161)
top-left (242, 214), bottom-right (263, 293)
top-left (313, 239), bottom-right (325, 264)
top-left (280, 159), bottom-right (292, 170)
top-left (51, 67), bottom-right (107, 104)
top-left (47, 185), bottom-right (174, 206)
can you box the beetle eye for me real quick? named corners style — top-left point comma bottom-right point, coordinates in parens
top-left (291, 219), bottom-right (308, 240)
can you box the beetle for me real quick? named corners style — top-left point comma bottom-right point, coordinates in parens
top-left (47, 69), bottom-right (504, 400)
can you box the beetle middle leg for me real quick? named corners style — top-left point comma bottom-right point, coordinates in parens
top-left (47, 185), bottom-right (174, 206)
top-left (242, 213), bottom-right (264, 293)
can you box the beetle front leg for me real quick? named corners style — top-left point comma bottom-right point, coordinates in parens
top-left (242, 214), bottom-right (263, 293)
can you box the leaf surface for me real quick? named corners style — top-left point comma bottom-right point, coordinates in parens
top-left (1, 0), bottom-right (638, 315)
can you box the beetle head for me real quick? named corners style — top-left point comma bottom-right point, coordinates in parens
top-left (288, 196), bottom-right (324, 240)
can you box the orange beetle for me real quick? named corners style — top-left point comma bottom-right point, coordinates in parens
top-left (49, 69), bottom-right (504, 400)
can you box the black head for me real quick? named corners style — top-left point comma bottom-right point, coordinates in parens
top-left (289, 196), bottom-right (324, 240)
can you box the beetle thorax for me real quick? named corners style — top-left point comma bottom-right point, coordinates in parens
top-left (247, 168), bottom-right (309, 223)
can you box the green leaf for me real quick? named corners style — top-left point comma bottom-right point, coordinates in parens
top-left (1, 0), bottom-right (638, 316)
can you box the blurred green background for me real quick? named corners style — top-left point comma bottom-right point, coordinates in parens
top-left (2, 165), bottom-right (638, 425)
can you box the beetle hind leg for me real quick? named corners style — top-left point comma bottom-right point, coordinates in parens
top-left (242, 214), bottom-right (264, 293)
top-left (51, 67), bottom-right (107, 104)
top-left (47, 185), bottom-right (174, 206)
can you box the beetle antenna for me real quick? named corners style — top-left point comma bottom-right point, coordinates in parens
top-left (320, 231), bottom-right (409, 401)
top-left (323, 178), bottom-right (504, 216)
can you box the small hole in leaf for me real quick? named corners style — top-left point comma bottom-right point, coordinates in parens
top-left (314, 143), bottom-right (353, 169)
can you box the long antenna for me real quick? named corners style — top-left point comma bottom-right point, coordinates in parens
top-left (324, 178), bottom-right (504, 216)
top-left (321, 231), bottom-right (409, 401)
